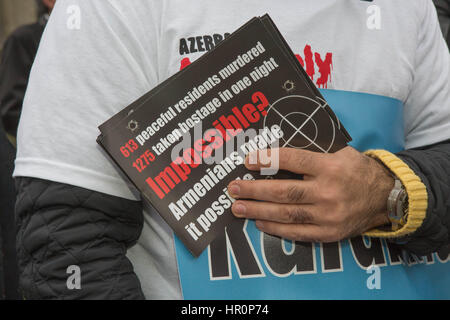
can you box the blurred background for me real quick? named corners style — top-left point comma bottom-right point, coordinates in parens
top-left (0, 0), bottom-right (47, 301)
top-left (0, 0), bottom-right (37, 57)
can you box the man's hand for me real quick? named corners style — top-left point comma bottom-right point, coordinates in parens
top-left (228, 147), bottom-right (394, 242)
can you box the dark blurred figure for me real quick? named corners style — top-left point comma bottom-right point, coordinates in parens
top-left (0, 0), bottom-right (55, 300)
top-left (434, 0), bottom-right (450, 47)
top-left (0, 0), bottom-right (55, 139)
top-left (0, 120), bottom-right (18, 300)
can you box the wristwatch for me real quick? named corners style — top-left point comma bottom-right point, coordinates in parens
top-left (387, 178), bottom-right (409, 230)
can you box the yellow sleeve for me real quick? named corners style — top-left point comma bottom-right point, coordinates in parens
top-left (363, 150), bottom-right (428, 238)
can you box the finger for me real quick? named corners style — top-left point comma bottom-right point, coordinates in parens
top-left (255, 220), bottom-right (326, 242)
top-left (232, 200), bottom-right (322, 224)
top-left (228, 179), bottom-right (316, 204)
top-left (245, 148), bottom-right (325, 176)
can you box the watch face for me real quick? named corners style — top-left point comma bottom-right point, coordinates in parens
top-left (400, 190), bottom-right (408, 214)
top-left (388, 180), bottom-right (408, 226)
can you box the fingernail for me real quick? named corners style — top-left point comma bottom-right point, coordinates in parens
top-left (233, 202), bottom-right (246, 216)
top-left (228, 183), bottom-right (240, 198)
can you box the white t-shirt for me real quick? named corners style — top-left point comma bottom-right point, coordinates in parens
top-left (14, 0), bottom-right (450, 299)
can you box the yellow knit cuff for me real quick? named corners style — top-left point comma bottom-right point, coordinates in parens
top-left (363, 149), bottom-right (428, 238)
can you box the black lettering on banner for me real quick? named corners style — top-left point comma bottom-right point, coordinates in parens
top-left (425, 253), bottom-right (435, 264)
top-left (321, 242), bottom-right (342, 271)
top-left (209, 219), bottom-right (264, 279)
top-left (179, 38), bottom-right (189, 55)
top-left (196, 36), bottom-right (205, 52)
top-left (179, 33), bottom-right (232, 56)
top-left (188, 37), bottom-right (198, 53)
top-left (262, 233), bottom-right (315, 276)
top-left (437, 244), bottom-right (450, 263)
top-left (349, 236), bottom-right (386, 268)
top-left (385, 241), bottom-right (403, 265)
top-left (385, 241), bottom-right (435, 265)
top-left (213, 34), bottom-right (223, 45)
top-left (204, 35), bottom-right (214, 51)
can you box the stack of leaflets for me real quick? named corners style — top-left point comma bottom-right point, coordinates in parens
top-left (97, 14), bottom-right (351, 257)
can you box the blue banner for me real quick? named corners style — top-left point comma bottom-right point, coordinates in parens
top-left (175, 89), bottom-right (450, 299)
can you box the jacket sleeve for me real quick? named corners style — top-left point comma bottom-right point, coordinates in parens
top-left (395, 141), bottom-right (450, 255)
top-left (15, 177), bottom-right (145, 300)
top-left (0, 121), bottom-right (19, 299)
top-left (364, 140), bottom-right (450, 256)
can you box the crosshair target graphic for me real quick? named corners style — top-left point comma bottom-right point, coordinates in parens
top-left (262, 95), bottom-right (339, 153)
top-left (279, 111), bottom-right (319, 149)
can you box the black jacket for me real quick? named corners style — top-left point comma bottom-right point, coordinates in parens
top-left (0, 121), bottom-right (18, 300)
top-left (15, 177), bottom-right (145, 299)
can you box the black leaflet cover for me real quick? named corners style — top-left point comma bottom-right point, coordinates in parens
top-left (97, 15), bottom-right (350, 257)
